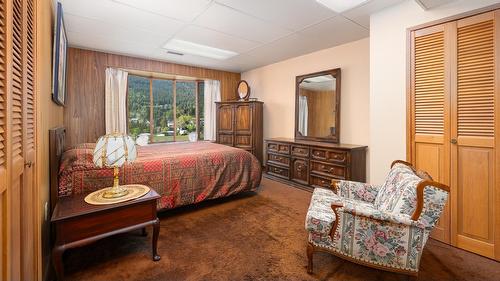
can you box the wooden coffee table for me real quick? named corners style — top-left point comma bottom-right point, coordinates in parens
top-left (51, 188), bottom-right (161, 281)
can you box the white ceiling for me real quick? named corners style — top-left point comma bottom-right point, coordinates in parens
top-left (57, 0), bottom-right (406, 73)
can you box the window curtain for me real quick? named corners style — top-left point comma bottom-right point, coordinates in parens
top-left (203, 80), bottom-right (221, 141)
top-left (298, 95), bottom-right (308, 136)
top-left (105, 68), bottom-right (128, 134)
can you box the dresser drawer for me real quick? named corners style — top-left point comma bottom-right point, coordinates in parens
top-left (310, 174), bottom-right (335, 189)
top-left (267, 142), bottom-right (290, 155)
top-left (311, 148), bottom-right (347, 164)
top-left (311, 161), bottom-right (346, 178)
top-left (267, 164), bottom-right (289, 179)
top-left (291, 145), bottom-right (309, 157)
top-left (267, 153), bottom-right (290, 167)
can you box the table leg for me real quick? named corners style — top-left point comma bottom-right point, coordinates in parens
top-left (52, 245), bottom-right (66, 281)
top-left (152, 218), bottom-right (161, 261)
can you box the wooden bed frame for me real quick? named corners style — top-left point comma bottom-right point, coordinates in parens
top-left (49, 127), bottom-right (66, 212)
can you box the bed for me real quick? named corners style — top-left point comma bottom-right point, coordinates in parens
top-left (49, 127), bottom-right (262, 211)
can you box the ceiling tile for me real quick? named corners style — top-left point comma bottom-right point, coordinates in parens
top-left (243, 16), bottom-right (368, 70)
top-left (215, 0), bottom-right (337, 31)
top-left (194, 3), bottom-right (293, 43)
top-left (68, 31), bottom-right (156, 58)
top-left (175, 25), bottom-right (260, 54)
top-left (243, 33), bottom-right (315, 67)
top-left (342, 0), bottom-right (405, 28)
top-left (414, 0), bottom-right (457, 10)
top-left (112, 0), bottom-right (212, 22)
top-left (64, 14), bottom-right (170, 47)
top-left (297, 16), bottom-right (369, 49)
top-left (59, 0), bottom-right (185, 36)
top-left (150, 48), bottom-right (239, 72)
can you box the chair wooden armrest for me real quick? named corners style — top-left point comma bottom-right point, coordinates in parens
top-left (411, 180), bottom-right (450, 221)
top-left (329, 202), bottom-right (343, 240)
top-left (330, 179), bottom-right (341, 194)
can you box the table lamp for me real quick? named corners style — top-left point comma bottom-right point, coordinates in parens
top-left (93, 132), bottom-right (137, 199)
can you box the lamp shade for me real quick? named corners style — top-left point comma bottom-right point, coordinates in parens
top-left (93, 133), bottom-right (137, 168)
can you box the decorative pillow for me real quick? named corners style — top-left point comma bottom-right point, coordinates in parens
top-left (373, 163), bottom-right (416, 209)
top-left (379, 172), bottom-right (421, 215)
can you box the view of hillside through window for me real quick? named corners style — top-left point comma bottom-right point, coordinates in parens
top-left (127, 75), bottom-right (204, 142)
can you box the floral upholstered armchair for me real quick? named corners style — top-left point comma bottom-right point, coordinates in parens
top-left (305, 160), bottom-right (449, 276)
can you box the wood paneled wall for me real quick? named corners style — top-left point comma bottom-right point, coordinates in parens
top-left (36, 1), bottom-right (64, 280)
top-left (64, 48), bottom-right (241, 147)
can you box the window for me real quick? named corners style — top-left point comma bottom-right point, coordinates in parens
top-left (127, 75), bottom-right (204, 142)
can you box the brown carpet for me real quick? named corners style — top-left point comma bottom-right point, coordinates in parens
top-left (63, 177), bottom-right (500, 281)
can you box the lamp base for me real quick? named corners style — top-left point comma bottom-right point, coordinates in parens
top-left (102, 186), bottom-right (130, 199)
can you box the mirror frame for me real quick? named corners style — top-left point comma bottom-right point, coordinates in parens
top-left (236, 80), bottom-right (251, 101)
top-left (294, 68), bottom-right (341, 143)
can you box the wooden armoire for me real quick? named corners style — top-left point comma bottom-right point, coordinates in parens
top-left (408, 9), bottom-right (500, 260)
top-left (215, 101), bottom-right (263, 163)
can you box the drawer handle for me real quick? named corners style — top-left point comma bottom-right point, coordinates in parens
top-left (314, 151), bottom-right (320, 156)
top-left (320, 165), bottom-right (335, 173)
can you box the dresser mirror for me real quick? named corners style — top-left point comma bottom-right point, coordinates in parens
top-left (295, 68), bottom-right (341, 143)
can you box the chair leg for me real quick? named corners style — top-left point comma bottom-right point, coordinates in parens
top-left (307, 242), bottom-right (314, 274)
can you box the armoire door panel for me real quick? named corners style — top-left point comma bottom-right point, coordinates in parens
top-left (234, 104), bottom-right (251, 133)
top-left (217, 105), bottom-right (233, 132)
top-left (234, 135), bottom-right (251, 148)
top-left (218, 134), bottom-right (233, 146)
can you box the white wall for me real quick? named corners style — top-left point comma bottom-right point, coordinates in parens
top-left (369, 0), bottom-right (500, 183)
top-left (242, 38), bottom-right (371, 179)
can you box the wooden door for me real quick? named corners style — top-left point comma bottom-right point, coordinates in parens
top-left (409, 23), bottom-right (452, 243)
top-left (450, 11), bottom-right (498, 259)
top-left (0, 0), bottom-right (8, 279)
top-left (1, 0), bottom-right (37, 279)
top-left (234, 104), bottom-right (252, 150)
top-left (216, 104), bottom-right (233, 146)
top-left (21, 0), bottom-right (36, 277)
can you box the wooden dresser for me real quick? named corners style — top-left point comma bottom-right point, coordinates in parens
top-left (216, 101), bottom-right (263, 163)
top-left (265, 138), bottom-right (367, 190)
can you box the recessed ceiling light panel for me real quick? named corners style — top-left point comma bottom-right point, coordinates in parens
top-left (162, 39), bottom-right (238, 60)
top-left (316, 0), bottom-right (370, 13)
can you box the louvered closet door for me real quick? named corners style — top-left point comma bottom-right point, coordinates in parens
top-left (3, 0), bottom-right (37, 279)
top-left (0, 0), bottom-right (7, 279)
top-left (20, 0), bottom-right (35, 278)
top-left (409, 23), bottom-right (452, 243)
top-left (450, 11), bottom-right (499, 259)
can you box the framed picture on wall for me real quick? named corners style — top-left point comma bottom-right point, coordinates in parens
top-left (52, 2), bottom-right (67, 106)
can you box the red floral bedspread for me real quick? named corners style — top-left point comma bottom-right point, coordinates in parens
top-left (59, 142), bottom-right (262, 210)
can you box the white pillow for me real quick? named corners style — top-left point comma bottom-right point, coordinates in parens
top-left (136, 135), bottom-right (149, 146)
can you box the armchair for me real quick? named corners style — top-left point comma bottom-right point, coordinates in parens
top-left (305, 160), bottom-right (449, 276)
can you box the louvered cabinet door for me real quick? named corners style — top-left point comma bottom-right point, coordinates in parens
top-left (450, 11), bottom-right (499, 260)
top-left (409, 23), bottom-right (452, 243)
